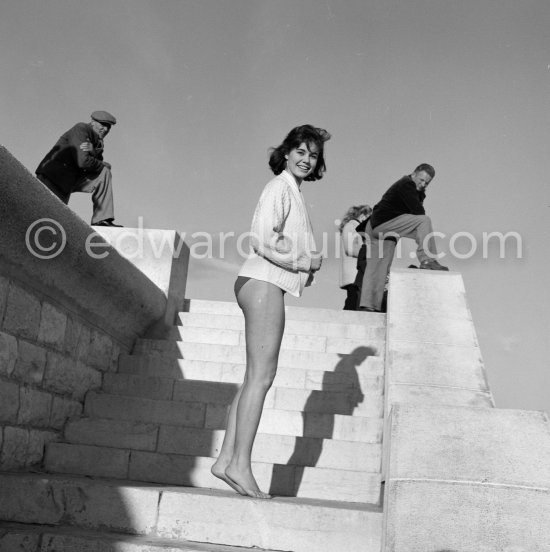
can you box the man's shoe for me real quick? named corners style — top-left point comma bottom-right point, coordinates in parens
top-left (358, 306), bottom-right (381, 312)
top-left (419, 259), bottom-right (449, 271)
top-left (92, 220), bottom-right (123, 227)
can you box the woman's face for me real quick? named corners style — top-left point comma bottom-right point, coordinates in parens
top-left (285, 141), bottom-right (319, 183)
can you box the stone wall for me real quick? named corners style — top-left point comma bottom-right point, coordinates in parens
top-left (0, 145), bottom-right (180, 470)
top-left (0, 275), bottom-right (121, 470)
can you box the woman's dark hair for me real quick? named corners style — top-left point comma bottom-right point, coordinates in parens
top-left (268, 124), bottom-right (331, 181)
top-left (339, 204), bottom-right (372, 233)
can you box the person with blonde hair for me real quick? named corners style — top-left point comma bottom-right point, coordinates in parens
top-left (211, 124), bottom-right (330, 499)
top-left (339, 204), bottom-right (372, 310)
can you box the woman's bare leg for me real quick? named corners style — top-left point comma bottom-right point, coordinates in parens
top-left (211, 385), bottom-right (246, 495)
top-left (212, 278), bottom-right (285, 498)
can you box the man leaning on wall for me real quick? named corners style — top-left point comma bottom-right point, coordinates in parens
top-left (359, 163), bottom-right (448, 313)
top-left (36, 110), bottom-right (122, 227)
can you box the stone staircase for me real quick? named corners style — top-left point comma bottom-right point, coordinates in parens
top-left (0, 299), bottom-right (387, 552)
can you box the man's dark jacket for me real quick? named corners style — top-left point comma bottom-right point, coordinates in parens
top-left (370, 176), bottom-right (426, 229)
top-left (36, 123), bottom-right (105, 194)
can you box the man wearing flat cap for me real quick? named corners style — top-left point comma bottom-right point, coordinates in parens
top-left (36, 110), bottom-right (121, 226)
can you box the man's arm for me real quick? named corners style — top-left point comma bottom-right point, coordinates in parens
top-left (397, 180), bottom-right (425, 215)
top-left (67, 124), bottom-right (105, 174)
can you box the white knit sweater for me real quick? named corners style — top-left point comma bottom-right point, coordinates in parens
top-left (238, 170), bottom-right (317, 297)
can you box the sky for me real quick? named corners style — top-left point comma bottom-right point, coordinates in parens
top-left (1, 0), bottom-right (549, 415)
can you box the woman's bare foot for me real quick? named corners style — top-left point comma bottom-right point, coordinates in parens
top-left (225, 463), bottom-right (272, 499)
top-left (211, 461), bottom-right (246, 496)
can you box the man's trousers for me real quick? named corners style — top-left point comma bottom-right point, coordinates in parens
top-left (359, 214), bottom-right (438, 311)
top-left (37, 166), bottom-right (114, 224)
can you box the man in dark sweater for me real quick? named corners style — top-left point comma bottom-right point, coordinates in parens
top-left (36, 110), bottom-right (121, 227)
top-left (358, 163), bottom-right (448, 312)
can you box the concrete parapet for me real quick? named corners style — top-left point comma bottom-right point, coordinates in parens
top-left (383, 403), bottom-right (550, 551)
top-left (0, 145), bottom-right (187, 470)
top-left (94, 227), bottom-right (189, 336)
top-left (0, 145), bottom-right (166, 347)
top-left (385, 268), bottom-right (494, 411)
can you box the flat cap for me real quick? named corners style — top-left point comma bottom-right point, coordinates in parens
top-left (91, 110), bottom-right (117, 125)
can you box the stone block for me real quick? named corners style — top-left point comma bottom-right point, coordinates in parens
top-left (110, 340), bottom-right (123, 372)
top-left (0, 473), bottom-right (64, 524)
top-left (386, 480), bottom-right (550, 552)
top-left (2, 284), bottom-right (41, 340)
top-left (0, 331), bottom-right (18, 377)
top-left (129, 450), bottom-right (204, 486)
top-left (0, 427), bottom-right (29, 470)
top-left (65, 418), bottom-right (158, 451)
top-left (75, 325), bottom-right (91, 363)
top-left (390, 405), bottom-right (550, 487)
top-left (38, 302), bottom-right (67, 350)
top-left (63, 314), bottom-right (83, 354)
top-left (44, 353), bottom-right (101, 400)
top-left (0, 473), bottom-right (160, 536)
top-left (279, 333), bottom-right (327, 352)
top-left (384, 404), bottom-right (550, 552)
top-left (103, 373), bottom-right (174, 400)
top-left (50, 396), bottom-right (83, 430)
top-left (18, 386), bottom-right (52, 427)
top-left (157, 426), bottom-right (224, 457)
top-left (0, 530), bottom-right (40, 552)
top-left (27, 429), bottom-right (58, 465)
top-left (45, 443), bottom-right (130, 479)
top-left (87, 329), bottom-right (114, 371)
top-left (13, 340), bottom-right (47, 384)
top-left (0, 275), bottom-right (9, 325)
top-left (84, 393), bottom-right (206, 427)
top-left (0, 380), bottom-right (20, 423)
top-left (172, 379), bottom-right (238, 405)
top-left (156, 487), bottom-right (382, 552)
top-left (63, 479), bottom-right (160, 535)
top-left (204, 403), bottom-right (228, 429)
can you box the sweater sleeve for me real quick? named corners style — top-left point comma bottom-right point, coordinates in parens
top-left (68, 124), bottom-right (106, 174)
top-left (250, 180), bottom-right (312, 272)
top-left (342, 220), bottom-right (363, 257)
top-left (398, 181), bottom-right (425, 215)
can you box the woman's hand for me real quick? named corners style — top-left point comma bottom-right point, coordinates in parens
top-left (310, 252), bottom-right (323, 272)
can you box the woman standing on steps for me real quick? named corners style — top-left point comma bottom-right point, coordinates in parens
top-left (211, 124), bottom-right (330, 499)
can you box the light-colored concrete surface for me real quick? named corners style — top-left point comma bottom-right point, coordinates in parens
top-left (0, 522), bottom-right (286, 551)
top-left (95, 227), bottom-right (189, 336)
top-left (118, 352), bottom-right (385, 382)
top-left (156, 487), bottom-right (382, 552)
top-left (0, 145), bottom-right (166, 347)
top-left (178, 311), bottom-right (384, 338)
top-left (383, 403), bottom-right (550, 551)
top-left (130, 340), bottom-right (384, 369)
top-left (0, 473), bottom-right (382, 552)
top-left (135, 331), bottom-right (385, 356)
top-left (389, 404), bottom-right (550, 487)
top-left (385, 269), bottom-right (495, 413)
top-left (185, 298), bottom-right (386, 325)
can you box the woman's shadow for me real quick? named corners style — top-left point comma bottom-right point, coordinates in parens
top-left (269, 346), bottom-right (377, 497)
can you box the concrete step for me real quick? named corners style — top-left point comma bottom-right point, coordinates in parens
top-left (102, 372), bottom-right (384, 408)
top-left (184, 298), bottom-right (386, 327)
top-left (135, 330), bottom-right (385, 356)
top-left (0, 472), bottom-right (383, 552)
top-left (77, 394), bottom-right (382, 444)
top-left (178, 311), bottom-right (385, 338)
top-left (45, 441), bottom-right (382, 503)
top-left (0, 521), bottom-right (282, 552)
top-left (127, 341), bottom-right (384, 368)
top-left (62, 419), bottom-right (382, 472)
top-left (118, 354), bottom-right (385, 384)
top-left (85, 382), bottom-right (383, 428)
